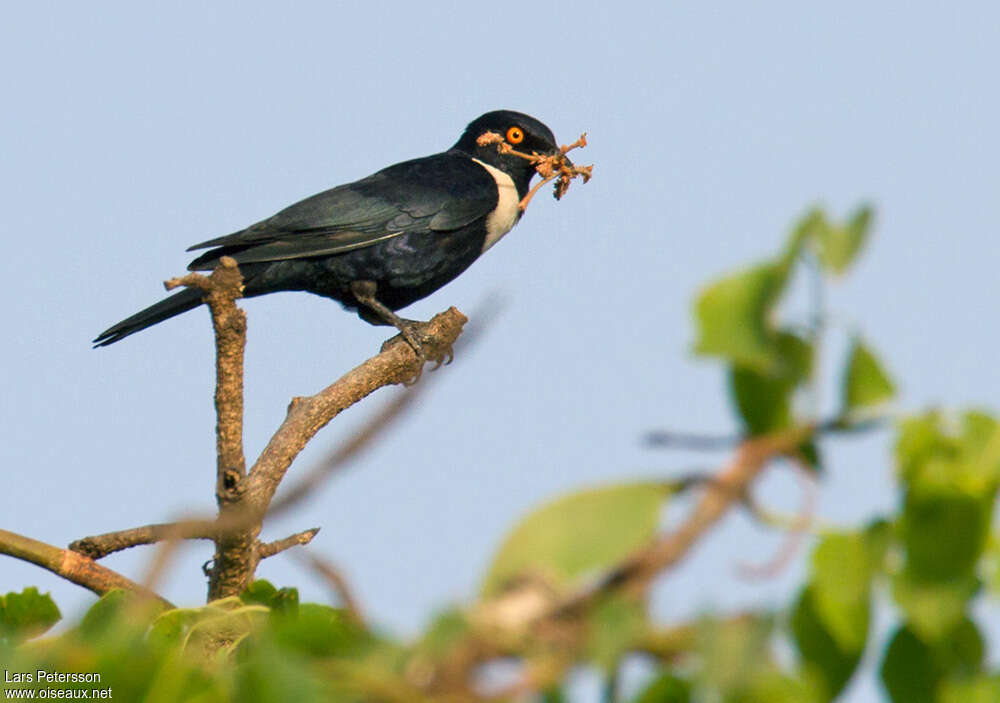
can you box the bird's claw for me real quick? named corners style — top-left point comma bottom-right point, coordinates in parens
top-left (378, 316), bottom-right (456, 384)
top-left (430, 344), bottom-right (455, 371)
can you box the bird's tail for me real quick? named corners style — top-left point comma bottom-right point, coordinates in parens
top-left (93, 288), bottom-right (204, 347)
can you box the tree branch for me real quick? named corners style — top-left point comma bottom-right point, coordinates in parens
top-left (165, 258), bottom-right (252, 602)
top-left (164, 257), bottom-right (247, 493)
top-left (256, 527), bottom-right (320, 560)
top-left (102, 257), bottom-right (466, 602)
top-left (0, 528), bottom-right (172, 607)
top-left (572, 424), bottom-right (816, 605)
top-left (69, 522), bottom-right (217, 560)
top-left (210, 307), bottom-right (464, 599)
top-left (449, 428), bottom-right (818, 698)
top-left (245, 307), bottom-right (467, 510)
top-left (177, 268), bottom-right (467, 599)
top-left (472, 425), bottom-right (817, 642)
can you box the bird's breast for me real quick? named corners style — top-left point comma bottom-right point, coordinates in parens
top-left (471, 158), bottom-right (521, 253)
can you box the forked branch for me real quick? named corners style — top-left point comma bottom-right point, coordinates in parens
top-left (62, 261), bottom-right (467, 602)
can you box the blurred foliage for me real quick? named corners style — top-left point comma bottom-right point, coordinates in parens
top-left (3, 205), bottom-right (998, 702)
top-left (482, 482), bottom-right (676, 598)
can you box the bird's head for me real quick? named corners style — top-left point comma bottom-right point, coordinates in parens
top-left (452, 110), bottom-right (565, 197)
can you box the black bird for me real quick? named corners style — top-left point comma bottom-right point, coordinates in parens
top-left (94, 110), bottom-right (567, 353)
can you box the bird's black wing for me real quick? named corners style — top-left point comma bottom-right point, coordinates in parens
top-left (186, 152), bottom-right (497, 271)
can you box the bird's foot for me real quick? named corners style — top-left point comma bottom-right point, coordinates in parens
top-left (381, 319), bottom-right (456, 385)
top-left (350, 281), bottom-right (455, 384)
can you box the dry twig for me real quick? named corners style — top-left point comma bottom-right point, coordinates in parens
top-left (256, 527), bottom-right (320, 560)
top-left (476, 130), bottom-right (593, 211)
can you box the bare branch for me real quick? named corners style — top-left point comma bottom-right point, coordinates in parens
top-left (69, 522), bottom-right (216, 560)
top-left (166, 257), bottom-right (252, 602)
top-left (245, 307), bottom-right (467, 513)
top-left (266, 386), bottom-right (420, 516)
top-left (644, 430), bottom-right (743, 450)
top-left (480, 425), bottom-right (817, 630)
top-left (119, 254), bottom-right (469, 602)
top-left (151, 274), bottom-right (468, 600)
top-left (165, 256), bottom-right (247, 494)
top-left (256, 527), bottom-right (320, 560)
top-left (0, 528), bottom-right (172, 607)
top-left (644, 415), bottom-right (889, 452)
top-left (578, 425), bottom-right (815, 601)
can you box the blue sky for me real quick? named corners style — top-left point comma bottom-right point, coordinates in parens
top-left (2, 3), bottom-right (998, 700)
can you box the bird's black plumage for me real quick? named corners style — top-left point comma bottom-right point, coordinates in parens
top-left (94, 110), bottom-right (561, 347)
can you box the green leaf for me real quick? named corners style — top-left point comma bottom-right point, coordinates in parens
top-left (880, 620), bottom-right (984, 703)
top-left (183, 604), bottom-right (270, 661)
top-left (542, 687), bottom-right (569, 703)
top-left (693, 261), bottom-right (790, 372)
top-left (791, 525), bottom-right (887, 699)
top-left (270, 603), bottom-right (369, 658)
top-left (880, 626), bottom-right (938, 703)
top-left (695, 615), bottom-right (774, 696)
top-left (982, 531), bottom-right (1000, 596)
top-left (941, 675), bottom-right (1000, 703)
top-left (891, 412), bottom-right (1000, 641)
top-left (842, 338), bottom-right (895, 412)
top-left (796, 440), bottom-right (824, 472)
top-left (482, 482), bottom-right (673, 597)
top-left (0, 587), bottom-right (61, 644)
top-left (240, 580), bottom-right (299, 617)
top-left (896, 410), bottom-right (1000, 492)
top-left (810, 529), bottom-right (884, 651)
top-left (734, 671), bottom-right (824, 703)
top-left (791, 586), bottom-right (865, 700)
top-left (783, 208), bottom-right (826, 267)
top-left (584, 596), bottom-right (648, 672)
top-left (414, 608), bottom-right (471, 659)
top-left (891, 573), bottom-right (978, 643)
top-left (148, 607), bottom-right (207, 650)
top-left (729, 332), bottom-right (812, 435)
top-left (815, 205), bottom-right (873, 275)
top-left (234, 639), bottom-right (325, 703)
top-left (902, 491), bottom-right (989, 582)
top-left (78, 589), bottom-right (130, 637)
top-left (240, 580), bottom-right (278, 606)
top-left (631, 673), bottom-right (692, 703)
top-left (896, 411), bottom-right (949, 482)
top-left (141, 660), bottom-right (228, 703)
top-left (77, 589), bottom-right (163, 639)
top-left (730, 365), bottom-right (791, 434)
top-left (934, 618), bottom-right (985, 678)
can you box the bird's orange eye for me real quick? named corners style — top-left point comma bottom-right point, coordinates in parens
top-left (506, 126), bottom-right (524, 144)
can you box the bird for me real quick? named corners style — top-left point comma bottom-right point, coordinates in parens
top-left (94, 110), bottom-right (569, 355)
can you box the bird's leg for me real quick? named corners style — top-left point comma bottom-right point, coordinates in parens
top-left (349, 280), bottom-right (426, 359)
